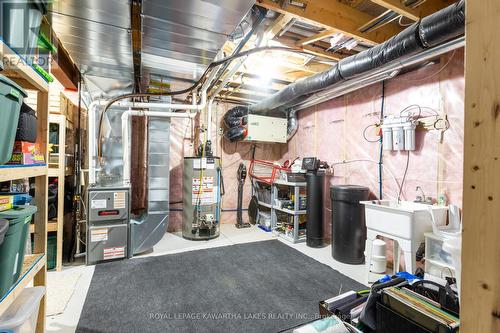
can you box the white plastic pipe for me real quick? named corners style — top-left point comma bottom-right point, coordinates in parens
top-left (121, 109), bottom-right (196, 186)
top-left (115, 89), bottom-right (207, 111)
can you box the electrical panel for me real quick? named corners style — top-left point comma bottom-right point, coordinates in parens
top-left (244, 114), bottom-right (288, 143)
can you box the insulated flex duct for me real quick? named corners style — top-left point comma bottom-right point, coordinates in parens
top-left (223, 0), bottom-right (465, 142)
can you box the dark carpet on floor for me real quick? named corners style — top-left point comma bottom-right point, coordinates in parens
top-left (76, 240), bottom-right (365, 333)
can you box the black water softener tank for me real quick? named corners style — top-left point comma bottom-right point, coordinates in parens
top-left (306, 170), bottom-right (325, 248)
top-left (330, 185), bottom-right (370, 264)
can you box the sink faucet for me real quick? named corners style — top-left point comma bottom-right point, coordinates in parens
top-left (415, 186), bottom-right (426, 203)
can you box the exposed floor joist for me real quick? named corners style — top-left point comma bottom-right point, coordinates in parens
top-left (370, 0), bottom-right (452, 21)
top-left (297, 29), bottom-right (337, 46)
top-left (256, 0), bottom-right (403, 45)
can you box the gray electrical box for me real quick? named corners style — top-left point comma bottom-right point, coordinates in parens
top-left (86, 187), bottom-right (130, 265)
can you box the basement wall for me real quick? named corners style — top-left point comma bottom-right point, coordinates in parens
top-left (283, 49), bottom-right (465, 242)
top-left (167, 49), bottom-right (464, 235)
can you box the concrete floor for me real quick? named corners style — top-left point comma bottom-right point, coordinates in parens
top-left (46, 224), bottom-right (367, 333)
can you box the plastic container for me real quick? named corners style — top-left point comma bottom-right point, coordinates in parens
top-left (257, 211), bottom-right (271, 228)
top-left (0, 75), bottom-right (27, 164)
top-left (15, 103), bottom-right (37, 143)
top-left (0, 0), bottom-right (47, 60)
top-left (0, 205), bottom-right (37, 297)
top-left (31, 232), bottom-right (56, 270)
top-left (0, 218), bottom-right (8, 245)
top-left (330, 185), bottom-right (370, 264)
top-left (443, 235), bottom-right (461, 300)
top-left (370, 239), bottom-right (387, 273)
top-left (0, 286), bottom-right (45, 333)
top-left (424, 232), bottom-right (452, 265)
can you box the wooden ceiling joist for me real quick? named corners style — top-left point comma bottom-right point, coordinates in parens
top-left (264, 13), bottom-right (294, 39)
top-left (369, 0), bottom-right (452, 22)
top-left (256, 0), bottom-right (403, 45)
top-left (297, 29), bottom-right (337, 46)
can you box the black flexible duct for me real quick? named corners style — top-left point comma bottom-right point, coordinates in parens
top-left (224, 0), bottom-right (464, 142)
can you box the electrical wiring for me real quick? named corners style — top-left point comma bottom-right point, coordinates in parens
top-left (398, 15), bottom-right (414, 27)
top-left (397, 151), bottom-right (411, 204)
top-left (405, 50), bottom-right (457, 83)
top-left (96, 45), bottom-right (312, 160)
top-left (379, 81), bottom-right (385, 199)
top-left (329, 159), bottom-right (405, 200)
top-left (363, 123), bottom-right (380, 143)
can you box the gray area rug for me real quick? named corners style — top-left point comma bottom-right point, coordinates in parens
top-left (76, 240), bottom-right (365, 333)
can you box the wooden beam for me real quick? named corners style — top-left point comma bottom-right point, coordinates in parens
top-left (256, 0), bottom-right (403, 45)
top-left (369, 0), bottom-right (452, 21)
top-left (462, 1), bottom-right (500, 332)
top-left (278, 37), bottom-right (345, 61)
top-left (297, 29), bottom-right (337, 46)
top-left (264, 13), bottom-right (294, 39)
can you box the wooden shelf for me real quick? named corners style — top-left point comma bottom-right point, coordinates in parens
top-left (0, 165), bottom-right (48, 182)
top-left (0, 254), bottom-right (46, 315)
top-left (0, 41), bottom-right (49, 93)
top-left (30, 220), bottom-right (57, 233)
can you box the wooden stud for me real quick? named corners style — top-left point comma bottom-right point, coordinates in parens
top-left (34, 89), bottom-right (49, 333)
top-left (462, 0), bottom-right (500, 332)
top-left (370, 0), bottom-right (452, 22)
top-left (256, 0), bottom-right (403, 45)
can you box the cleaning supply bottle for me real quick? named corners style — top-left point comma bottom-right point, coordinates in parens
top-left (437, 188), bottom-right (448, 206)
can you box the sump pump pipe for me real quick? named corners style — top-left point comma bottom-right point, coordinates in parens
top-left (121, 109), bottom-right (196, 187)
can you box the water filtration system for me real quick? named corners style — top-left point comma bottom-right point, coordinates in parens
top-left (182, 157), bottom-right (223, 240)
top-left (381, 116), bottom-right (417, 151)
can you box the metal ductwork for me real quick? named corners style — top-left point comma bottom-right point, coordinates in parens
top-left (224, 0), bottom-right (465, 142)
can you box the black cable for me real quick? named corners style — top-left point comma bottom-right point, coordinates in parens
top-left (398, 151), bottom-right (411, 203)
top-left (97, 45), bottom-right (311, 160)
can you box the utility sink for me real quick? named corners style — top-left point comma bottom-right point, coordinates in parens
top-left (361, 200), bottom-right (448, 239)
top-left (362, 200), bottom-right (448, 279)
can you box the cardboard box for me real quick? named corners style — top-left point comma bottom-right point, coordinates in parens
top-left (13, 141), bottom-right (40, 154)
top-left (0, 196), bottom-right (13, 212)
top-left (7, 153), bottom-right (45, 165)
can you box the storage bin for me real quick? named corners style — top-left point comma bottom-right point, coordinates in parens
top-left (0, 0), bottom-right (47, 60)
top-left (425, 232), bottom-right (452, 265)
top-left (15, 103), bottom-right (37, 143)
top-left (254, 183), bottom-right (271, 204)
top-left (257, 211), bottom-right (271, 228)
top-left (0, 286), bottom-right (45, 333)
top-left (0, 205), bottom-right (37, 297)
top-left (0, 75), bottom-right (27, 164)
top-left (0, 218), bottom-right (8, 245)
top-left (424, 258), bottom-right (455, 280)
top-left (31, 232), bottom-right (56, 270)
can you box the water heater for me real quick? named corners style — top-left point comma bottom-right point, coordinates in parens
top-left (182, 157), bottom-right (222, 240)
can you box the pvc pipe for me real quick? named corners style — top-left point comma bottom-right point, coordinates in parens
top-left (115, 89), bottom-right (207, 111)
top-left (121, 109), bottom-right (196, 186)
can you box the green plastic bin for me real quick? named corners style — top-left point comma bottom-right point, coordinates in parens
top-left (31, 232), bottom-right (55, 270)
top-left (0, 205), bottom-right (37, 298)
top-left (0, 74), bottom-right (27, 164)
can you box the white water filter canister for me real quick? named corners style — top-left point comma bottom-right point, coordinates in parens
top-left (392, 125), bottom-right (405, 150)
top-left (382, 126), bottom-right (393, 151)
top-left (404, 123), bottom-right (416, 151)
